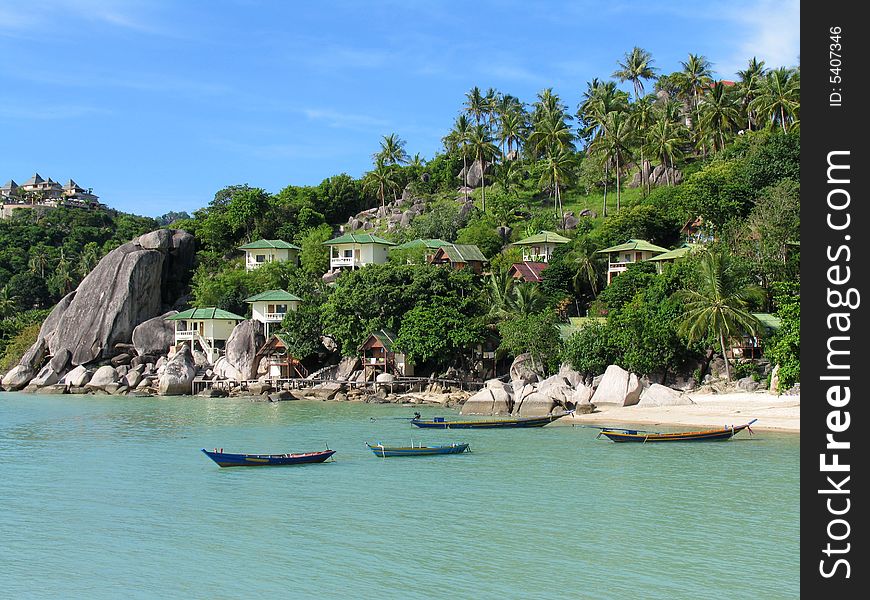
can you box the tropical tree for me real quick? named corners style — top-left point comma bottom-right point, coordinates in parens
top-left (736, 57), bottom-right (767, 130)
top-left (0, 286), bottom-right (16, 318)
top-left (700, 82), bottom-right (741, 151)
top-left (644, 118), bottom-right (686, 186)
top-left (467, 124), bottom-right (500, 212)
top-left (750, 67), bottom-right (800, 132)
top-left (77, 242), bottom-right (100, 278)
top-left (613, 46), bottom-right (658, 100)
top-left (589, 111), bottom-right (635, 212)
top-left (537, 146), bottom-right (575, 222)
top-left (28, 244), bottom-right (51, 278)
top-left (673, 251), bottom-right (764, 381)
top-left (376, 133), bottom-right (409, 166)
top-left (676, 53), bottom-right (713, 130)
top-left (443, 115), bottom-right (473, 201)
top-left (630, 94), bottom-right (657, 195)
top-left (507, 282), bottom-right (549, 316)
top-left (364, 158), bottom-right (399, 214)
top-left (465, 86), bottom-right (487, 126)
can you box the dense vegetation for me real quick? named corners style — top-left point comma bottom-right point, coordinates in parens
top-left (1, 49), bottom-right (801, 389)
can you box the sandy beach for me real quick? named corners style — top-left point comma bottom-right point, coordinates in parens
top-left (560, 391), bottom-right (800, 432)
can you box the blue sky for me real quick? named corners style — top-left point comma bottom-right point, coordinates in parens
top-left (0, 0), bottom-right (799, 217)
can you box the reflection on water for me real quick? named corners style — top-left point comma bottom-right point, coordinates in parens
top-left (0, 393), bottom-right (800, 599)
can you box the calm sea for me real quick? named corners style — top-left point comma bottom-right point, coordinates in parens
top-left (0, 393), bottom-right (799, 599)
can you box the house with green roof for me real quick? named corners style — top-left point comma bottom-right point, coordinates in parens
top-left (322, 233), bottom-right (396, 271)
top-left (359, 329), bottom-right (414, 377)
top-left (511, 230), bottom-right (571, 263)
top-left (429, 243), bottom-right (488, 274)
top-left (166, 307), bottom-right (246, 363)
top-left (596, 239), bottom-right (670, 285)
top-left (646, 243), bottom-right (700, 273)
top-left (244, 290), bottom-right (302, 338)
top-left (238, 239), bottom-right (301, 271)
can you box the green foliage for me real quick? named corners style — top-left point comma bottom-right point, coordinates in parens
top-left (279, 302), bottom-right (324, 360)
top-left (395, 302), bottom-right (484, 368)
top-left (0, 309), bottom-right (50, 371)
top-left (321, 263), bottom-right (482, 355)
top-left (497, 312), bottom-right (563, 374)
top-left (299, 224), bottom-right (335, 275)
top-left (409, 200), bottom-right (470, 242)
top-left (456, 216), bottom-right (504, 258)
top-left (562, 322), bottom-right (618, 375)
top-left (674, 160), bottom-right (753, 226)
top-left (590, 203), bottom-right (681, 249)
top-left (764, 282), bottom-right (800, 391)
top-left (595, 262), bottom-right (658, 313)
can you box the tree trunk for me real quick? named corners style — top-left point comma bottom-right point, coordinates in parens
top-left (462, 155), bottom-right (469, 202)
top-left (480, 156), bottom-right (486, 213)
top-left (719, 331), bottom-right (731, 382)
top-left (615, 155), bottom-right (621, 213)
top-left (602, 165), bottom-right (609, 217)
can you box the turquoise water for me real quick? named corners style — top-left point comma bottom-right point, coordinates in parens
top-left (0, 394), bottom-right (799, 599)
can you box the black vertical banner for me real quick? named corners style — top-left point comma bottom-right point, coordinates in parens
top-left (802, 1), bottom-right (868, 595)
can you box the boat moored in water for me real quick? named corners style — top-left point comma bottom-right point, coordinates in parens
top-left (410, 413), bottom-right (569, 429)
top-left (596, 419), bottom-right (757, 443)
top-left (366, 442), bottom-right (470, 457)
top-left (201, 448), bottom-right (336, 467)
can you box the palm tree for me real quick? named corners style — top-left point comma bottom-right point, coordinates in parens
top-left (567, 242), bottom-right (603, 298)
top-left (465, 86), bottom-right (487, 126)
top-left (77, 242), bottom-right (99, 278)
top-left (528, 112), bottom-right (575, 158)
top-left (750, 67), bottom-right (800, 132)
top-left (736, 57), bottom-right (767, 130)
top-left (613, 46), bottom-right (658, 100)
top-left (408, 153), bottom-right (425, 168)
top-left (589, 111), bottom-right (634, 213)
top-left (700, 82), bottom-right (741, 151)
top-left (28, 244), bottom-right (50, 278)
top-left (443, 115), bottom-right (472, 201)
top-left (537, 146), bottom-right (575, 223)
top-left (376, 133), bottom-right (409, 165)
top-left (498, 112), bottom-right (524, 160)
top-left (630, 94), bottom-right (657, 195)
top-left (644, 119), bottom-right (686, 186)
top-left (677, 53), bottom-right (713, 129)
top-left (364, 158), bottom-right (399, 214)
top-left (467, 124), bottom-right (500, 213)
top-left (0, 286), bottom-right (16, 319)
top-left (485, 271), bottom-right (516, 322)
top-left (507, 282), bottom-right (549, 316)
top-left (673, 251), bottom-right (764, 381)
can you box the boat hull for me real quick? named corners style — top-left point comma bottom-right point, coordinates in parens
top-left (366, 443), bottom-right (470, 457)
top-left (410, 414), bottom-right (567, 429)
top-left (599, 424), bottom-right (751, 443)
top-left (201, 449), bottom-right (335, 467)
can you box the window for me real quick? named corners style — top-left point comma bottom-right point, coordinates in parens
top-left (343, 249), bottom-right (353, 258)
top-left (276, 304), bottom-right (287, 314)
top-left (255, 254), bottom-right (266, 263)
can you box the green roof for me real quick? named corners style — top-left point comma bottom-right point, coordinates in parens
top-left (244, 290), bottom-right (302, 303)
top-left (596, 239), bottom-right (670, 255)
top-left (752, 313), bottom-right (782, 333)
top-left (647, 244), bottom-right (699, 262)
top-left (322, 233), bottom-right (396, 246)
top-left (438, 244), bottom-right (487, 263)
top-left (238, 239), bottom-right (300, 250)
top-left (512, 230), bottom-right (571, 246)
top-left (360, 328), bottom-right (399, 351)
top-left (166, 307), bottom-right (246, 321)
top-left (393, 238), bottom-right (451, 251)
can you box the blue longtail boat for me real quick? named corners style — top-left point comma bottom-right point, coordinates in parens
top-left (366, 442), bottom-right (470, 457)
top-left (410, 413), bottom-right (569, 429)
top-left (596, 419), bottom-right (757, 443)
top-left (201, 448), bottom-right (335, 467)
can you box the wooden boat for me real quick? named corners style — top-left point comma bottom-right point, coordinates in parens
top-left (410, 413), bottom-right (569, 429)
top-left (201, 448), bottom-right (335, 467)
top-left (366, 442), bottom-right (470, 457)
top-left (596, 419), bottom-right (757, 443)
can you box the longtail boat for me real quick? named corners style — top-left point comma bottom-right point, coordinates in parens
top-left (596, 419), bottom-right (757, 443)
top-left (366, 442), bottom-right (470, 457)
top-left (410, 413), bottom-right (569, 429)
top-left (201, 448), bottom-right (335, 467)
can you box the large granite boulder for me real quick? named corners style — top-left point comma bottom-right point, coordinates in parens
top-left (376, 372), bottom-right (395, 383)
top-left (2, 365), bottom-right (36, 390)
top-left (514, 391), bottom-right (557, 416)
top-left (460, 379), bottom-right (513, 415)
top-left (30, 364), bottom-right (60, 388)
top-left (638, 384), bottom-right (694, 407)
top-left (85, 365), bottom-right (120, 391)
top-left (132, 311), bottom-right (178, 357)
top-left (213, 357), bottom-right (244, 382)
top-left (536, 375), bottom-right (573, 405)
top-left (336, 356), bottom-right (360, 381)
top-left (225, 320), bottom-right (264, 380)
top-left (590, 365), bottom-right (644, 406)
top-left (13, 230), bottom-right (194, 372)
top-left (158, 345), bottom-right (197, 395)
top-left (62, 365), bottom-right (92, 388)
top-left (510, 353), bottom-right (541, 385)
top-left (458, 159), bottom-right (489, 188)
top-left (557, 364), bottom-right (584, 389)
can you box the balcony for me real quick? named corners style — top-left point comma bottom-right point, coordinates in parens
top-left (608, 261), bottom-right (633, 272)
top-left (264, 312), bottom-right (286, 321)
top-left (175, 330), bottom-right (197, 340)
top-left (330, 256), bottom-right (360, 269)
top-left (522, 251), bottom-right (550, 263)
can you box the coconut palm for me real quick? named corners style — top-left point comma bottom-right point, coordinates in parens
top-left (630, 94), bottom-right (657, 195)
top-left (673, 251), bottom-right (764, 381)
top-left (589, 111), bottom-right (635, 213)
top-left (465, 86), bottom-right (487, 126)
top-left (750, 67), bottom-right (800, 132)
top-left (467, 124), bottom-right (500, 213)
top-left (507, 282), bottom-right (549, 316)
top-left (364, 157), bottom-right (399, 214)
top-left (677, 53), bottom-right (713, 129)
top-left (408, 153), bottom-right (425, 168)
top-left (28, 244), bottom-right (51, 278)
top-left (443, 115), bottom-right (473, 201)
top-left (567, 242), bottom-right (603, 298)
top-left (736, 57), bottom-right (767, 130)
top-left (537, 146), bottom-right (575, 223)
top-left (376, 133), bottom-right (409, 165)
top-left (644, 119), bottom-right (686, 186)
top-left (498, 112), bottom-right (525, 160)
top-left (77, 242), bottom-right (99, 278)
top-left (528, 112), bottom-right (575, 158)
top-left (613, 46), bottom-right (658, 101)
top-left (485, 271), bottom-right (516, 322)
top-left (700, 82), bottom-right (741, 151)
top-left (0, 286), bottom-right (16, 318)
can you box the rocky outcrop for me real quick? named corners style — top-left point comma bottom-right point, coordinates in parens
top-left (213, 357), bottom-right (244, 382)
top-left (590, 365), bottom-right (645, 406)
top-left (510, 353), bottom-right (541, 385)
top-left (11, 230), bottom-right (195, 376)
top-left (158, 345), bottom-right (197, 395)
top-left (85, 365), bottom-right (120, 391)
top-left (61, 365), bottom-right (92, 388)
top-left (628, 160), bottom-right (683, 188)
top-left (460, 379), bottom-right (513, 415)
top-left (335, 356), bottom-right (360, 381)
top-left (637, 384), bottom-right (694, 407)
top-left (132, 311), bottom-right (178, 357)
top-left (458, 159), bottom-right (489, 188)
top-left (225, 320), bottom-right (264, 380)
top-left (514, 391), bottom-right (556, 416)
top-left (2, 365), bottom-right (36, 391)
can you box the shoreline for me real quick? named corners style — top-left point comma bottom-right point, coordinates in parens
top-left (559, 391), bottom-right (800, 433)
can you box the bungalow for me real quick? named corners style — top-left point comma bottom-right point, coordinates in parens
top-left (245, 290), bottom-right (302, 338)
top-left (166, 307), bottom-right (245, 364)
top-left (511, 230), bottom-right (571, 263)
top-left (255, 334), bottom-right (308, 379)
top-left (730, 313), bottom-right (782, 359)
top-left (508, 261), bottom-right (548, 283)
top-left (392, 238), bottom-right (451, 262)
top-left (646, 243), bottom-right (700, 273)
top-left (323, 233), bottom-right (395, 270)
top-left (359, 329), bottom-right (414, 379)
top-left (429, 244), bottom-right (487, 274)
top-left (596, 239), bottom-right (669, 285)
top-left (680, 216), bottom-right (713, 243)
top-left (238, 239), bottom-right (300, 271)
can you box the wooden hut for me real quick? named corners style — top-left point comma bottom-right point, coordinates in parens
top-left (359, 329), bottom-right (413, 379)
top-left (255, 334), bottom-right (308, 379)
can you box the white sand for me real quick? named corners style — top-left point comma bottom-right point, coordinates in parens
top-left (559, 391), bottom-right (800, 432)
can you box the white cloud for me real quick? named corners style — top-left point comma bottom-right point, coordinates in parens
top-left (303, 108), bottom-right (391, 131)
top-left (715, 0), bottom-right (800, 76)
